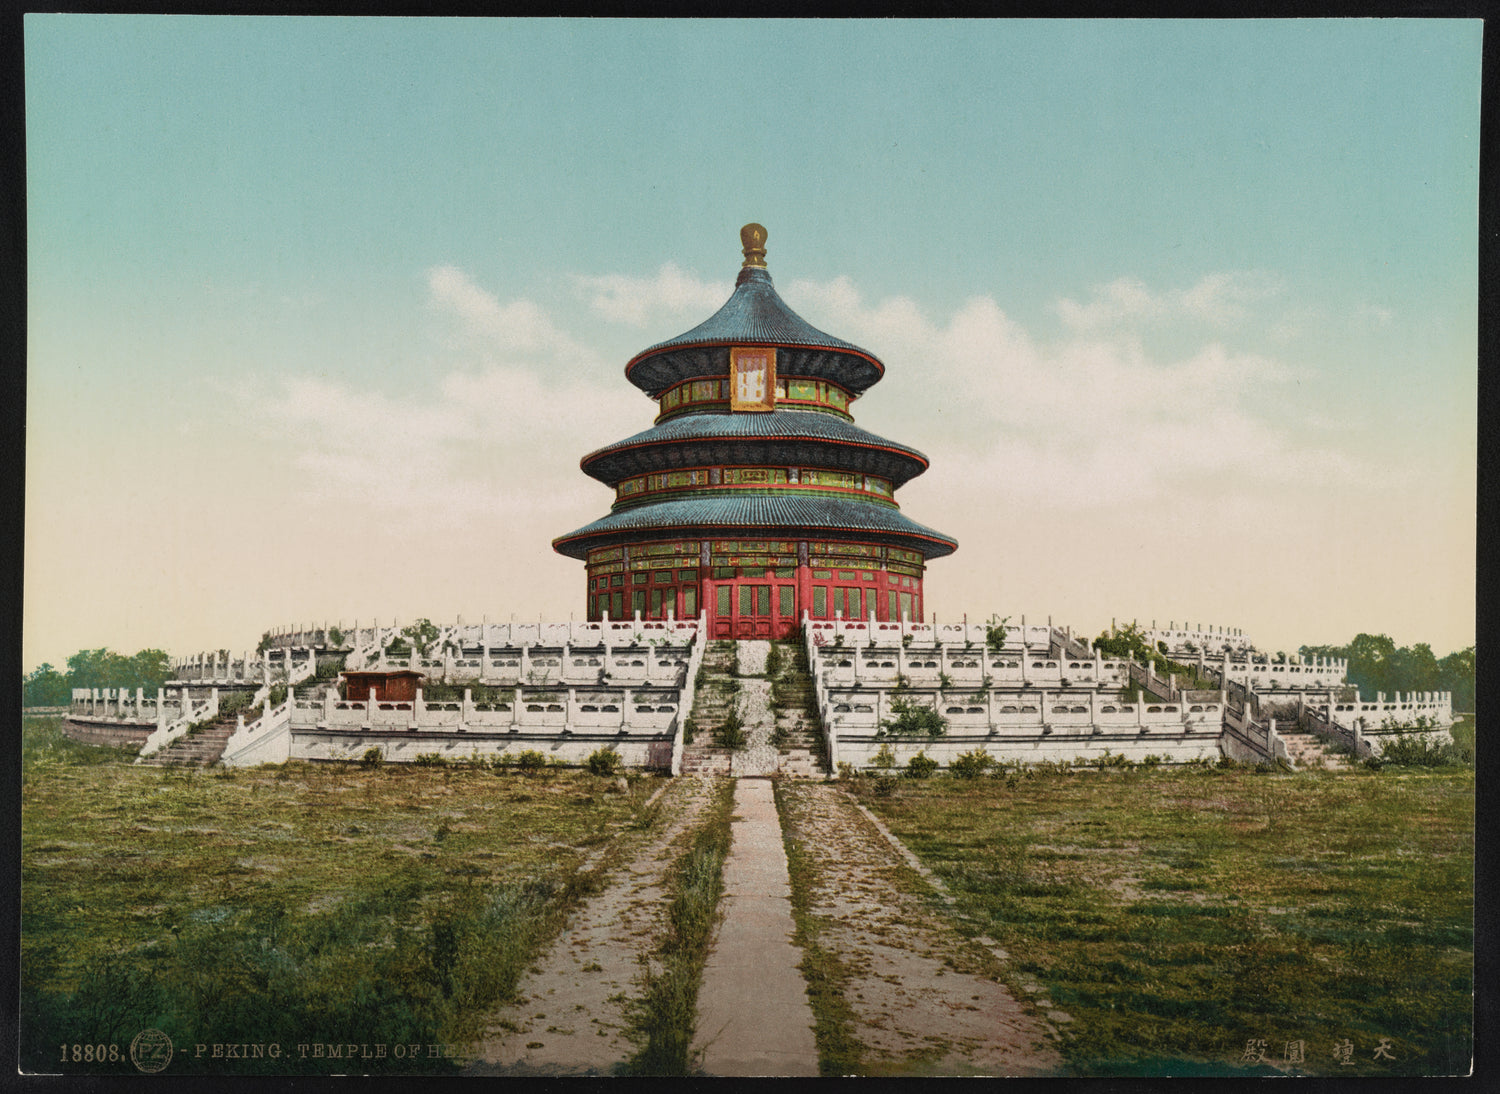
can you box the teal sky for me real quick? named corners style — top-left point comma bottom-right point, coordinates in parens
top-left (24, 17), bottom-right (1479, 669)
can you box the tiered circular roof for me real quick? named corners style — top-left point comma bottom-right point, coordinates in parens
top-left (624, 266), bottom-right (885, 397)
top-left (579, 408), bottom-right (930, 487)
top-left (554, 223), bottom-right (956, 564)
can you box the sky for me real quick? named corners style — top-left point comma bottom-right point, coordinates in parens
top-left (23, 16), bottom-right (1480, 671)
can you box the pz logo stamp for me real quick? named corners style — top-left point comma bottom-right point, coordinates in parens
top-left (130, 1029), bottom-right (173, 1074)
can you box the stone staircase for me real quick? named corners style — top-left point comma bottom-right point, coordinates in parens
top-left (139, 718), bottom-right (237, 767)
top-left (1277, 724), bottom-right (1352, 770)
top-left (678, 640), bottom-right (830, 778)
top-left (681, 641), bottom-right (739, 776)
top-left (769, 641), bottom-right (829, 778)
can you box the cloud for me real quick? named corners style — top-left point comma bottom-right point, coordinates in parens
top-left (1056, 271), bottom-right (1283, 331)
top-left (427, 265), bottom-right (598, 365)
top-left (785, 276), bottom-right (1364, 510)
top-left (247, 268), bottom-right (647, 527)
top-left (248, 264), bottom-right (1375, 532)
top-left (573, 262), bottom-right (731, 327)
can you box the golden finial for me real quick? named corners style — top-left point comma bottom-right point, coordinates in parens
top-left (740, 223), bottom-right (768, 268)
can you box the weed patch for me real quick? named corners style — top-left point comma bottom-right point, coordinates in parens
top-left (620, 779), bottom-right (735, 1075)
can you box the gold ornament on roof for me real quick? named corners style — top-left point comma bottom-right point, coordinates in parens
top-left (740, 223), bottom-right (768, 268)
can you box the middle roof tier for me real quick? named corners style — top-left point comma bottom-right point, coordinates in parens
top-left (579, 408), bottom-right (931, 488)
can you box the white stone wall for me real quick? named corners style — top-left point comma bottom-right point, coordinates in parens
top-left (1140, 623), bottom-right (1252, 656)
top-left (289, 730), bottom-right (671, 769)
top-left (268, 624), bottom-right (704, 768)
top-left (1208, 657), bottom-right (1348, 690)
top-left (827, 730), bottom-right (1222, 771)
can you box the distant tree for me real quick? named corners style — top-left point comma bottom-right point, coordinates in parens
top-left (62, 647), bottom-right (173, 694)
top-left (1299, 634), bottom-right (1474, 709)
top-left (129, 649), bottom-right (172, 692)
top-left (1438, 647), bottom-right (1476, 712)
top-left (23, 664), bottom-right (69, 707)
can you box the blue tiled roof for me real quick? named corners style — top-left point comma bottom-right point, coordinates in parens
top-left (624, 268), bottom-right (885, 396)
top-left (553, 494), bottom-right (958, 560)
top-left (581, 409), bottom-right (930, 487)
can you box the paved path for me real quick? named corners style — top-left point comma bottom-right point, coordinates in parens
top-left (465, 779), bottom-right (712, 1076)
top-left (692, 778), bottom-right (819, 1076)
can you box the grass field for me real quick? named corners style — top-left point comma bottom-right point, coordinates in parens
top-left (22, 713), bottom-right (1475, 1078)
top-left (853, 760), bottom-right (1474, 1077)
top-left (20, 716), bottom-right (659, 1075)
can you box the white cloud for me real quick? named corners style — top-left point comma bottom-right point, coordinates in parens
top-left (427, 265), bottom-right (598, 365)
top-left (786, 276), bottom-right (1364, 510)
top-left (573, 262), bottom-right (731, 327)
top-left (248, 265), bottom-right (1375, 532)
top-left (248, 269), bottom-right (650, 528)
top-left (1056, 271), bottom-right (1282, 331)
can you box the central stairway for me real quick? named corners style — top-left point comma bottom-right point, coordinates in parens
top-left (680, 639), bottom-right (829, 778)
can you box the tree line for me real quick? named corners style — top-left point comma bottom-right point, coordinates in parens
top-left (1298, 634), bottom-right (1475, 713)
top-left (22, 648), bottom-right (173, 708)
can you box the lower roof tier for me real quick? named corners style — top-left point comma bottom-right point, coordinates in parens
top-left (580, 408), bottom-right (930, 487)
top-left (553, 494), bottom-right (958, 561)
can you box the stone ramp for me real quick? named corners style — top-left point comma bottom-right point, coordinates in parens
top-left (692, 778), bottom-right (819, 1076)
top-left (465, 778), bottom-right (713, 1076)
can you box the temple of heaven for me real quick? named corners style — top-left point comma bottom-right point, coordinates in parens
top-left (553, 224), bottom-right (957, 640)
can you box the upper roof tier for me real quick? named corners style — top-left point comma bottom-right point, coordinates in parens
top-left (624, 226), bottom-right (885, 398)
top-left (579, 408), bottom-right (930, 488)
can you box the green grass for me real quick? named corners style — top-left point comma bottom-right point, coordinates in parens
top-left (852, 763), bottom-right (1473, 1077)
top-left (774, 783), bottom-right (866, 1076)
top-left (621, 778), bottom-right (735, 1075)
top-left (20, 715), bottom-right (658, 1075)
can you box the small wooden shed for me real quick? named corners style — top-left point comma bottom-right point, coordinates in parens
top-left (341, 670), bottom-right (426, 703)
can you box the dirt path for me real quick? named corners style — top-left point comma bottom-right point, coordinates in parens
top-left (465, 778), bottom-right (714, 1076)
top-left (778, 783), bottom-right (1062, 1076)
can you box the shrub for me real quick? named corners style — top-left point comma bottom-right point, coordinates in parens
top-left (877, 697), bottom-right (947, 738)
top-left (514, 750), bottom-right (547, 773)
top-left (359, 747), bottom-right (383, 768)
top-left (764, 642), bottom-right (784, 680)
top-left (217, 690), bottom-right (257, 717)
top-left (1141, 754), bottom-right (1163, 769)
top-left (413, 752), bottom-right (447, 767)
top-left (713, 709), bottom-right (747, 750)
top-left (949, 749), bottom-right (993, 779)
top-left (586, 748), bottom-right (621, 777)
top-left (872, 775), bottom-right (899, 797)
top-left (906, 752), bottom-right (939, 779)
top-left (871, 743), bottom-right (897, 771)
top-left (1367, 721), bottom-right (1468, 769)
top-left (682, 715), bottom-right (698, 744)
